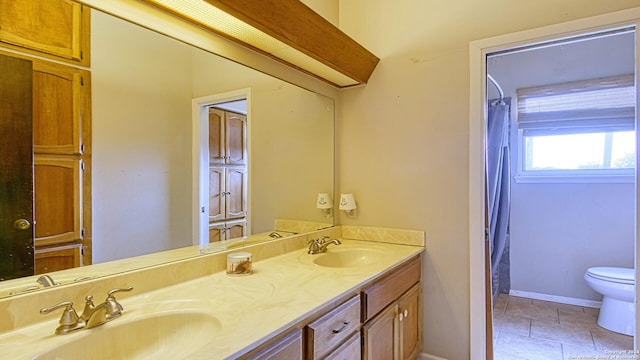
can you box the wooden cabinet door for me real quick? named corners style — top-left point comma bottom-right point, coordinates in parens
top-left (226, 167), bottom-right (247, 219)
top-left (362, 303), bottom-right (397, 360)
top-left (32, 60), bottom-right (89, 155)
top-left (209, 167), bottom-right (225, 222)
top-left (209, 108), bottom-right (225, 165)
top-left (226, 111), bottom-right (246, 165)
top-left (209, 108), bottom-right (247, 165)
top-left (0, 0), bottom-right (90, 66)
top-left (398, 284), bottom-right (422, 360)
top-left (33, 157), bottom-right (82, 246)
top-left (208, 222), bottom-right (225, 243)
top-left (226, 219), bottom-right (247, 240)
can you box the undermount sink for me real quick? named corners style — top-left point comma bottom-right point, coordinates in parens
top-left (34, 307), bottom-right (221, 359)
top-left (305, 248), bottom-right (385, 268)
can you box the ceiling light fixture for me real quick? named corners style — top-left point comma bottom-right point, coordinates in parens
top-left (141, 0), bottom-right (379, 88)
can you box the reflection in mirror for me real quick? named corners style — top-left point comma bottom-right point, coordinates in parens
top-left (0, 7), bottom-right (334, 298)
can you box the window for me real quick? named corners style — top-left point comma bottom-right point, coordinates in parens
top-left (516, 75), bottom-right (636, 181)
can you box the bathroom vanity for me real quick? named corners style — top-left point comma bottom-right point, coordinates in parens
top-left (0, 226), bottom-right (425, 359)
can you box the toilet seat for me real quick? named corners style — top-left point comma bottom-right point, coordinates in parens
top-left (586, 267), bottom-right (634, 285)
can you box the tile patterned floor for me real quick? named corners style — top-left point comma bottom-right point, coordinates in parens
top-left (492, 294), bottom-right (634, 360)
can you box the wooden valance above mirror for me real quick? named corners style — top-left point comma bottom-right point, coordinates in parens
top-left (138, 0), bottom-right (380, 88)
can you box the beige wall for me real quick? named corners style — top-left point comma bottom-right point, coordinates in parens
top-left (92, 9), bottom-right (334, 263)
top-left (92, 11), bottom-right (194, 263)
top-left (191, 48), bottom-right (334, 233)
top-left (336, 1), bottom-right (640, 359)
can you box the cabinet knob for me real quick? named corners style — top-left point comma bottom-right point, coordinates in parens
top-left (14, 218), bottom-right (31, 230)
top-left (399, 309), bottom-right (409, 321)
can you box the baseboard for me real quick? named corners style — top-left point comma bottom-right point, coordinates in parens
top-left (509, 290), bottom-right (602, 308)
top-left (417, 352), bottom-right (448, 360)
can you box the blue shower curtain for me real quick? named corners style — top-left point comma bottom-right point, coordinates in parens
top-left (487, 99), bottom-right (511, 275)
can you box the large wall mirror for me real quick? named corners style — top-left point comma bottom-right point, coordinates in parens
top-left (0, 7), bottom-right (334, 298)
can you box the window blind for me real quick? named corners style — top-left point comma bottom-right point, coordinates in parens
top-left (517, 75), bottom-right (636, 130)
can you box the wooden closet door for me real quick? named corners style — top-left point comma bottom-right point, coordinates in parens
top-left (0, 54), bottom-right (34, 280)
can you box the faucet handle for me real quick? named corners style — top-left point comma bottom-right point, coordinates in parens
top-left (40, 301), bottom-right (85, 335)
top-left (320, 235), bottom-right (330, 243)
top-left (107, 286), bottom-right (134, 298)
top-left (307, 238), bottom-right (321, 254)
top-left (104, 286), bottom-right (133, 319)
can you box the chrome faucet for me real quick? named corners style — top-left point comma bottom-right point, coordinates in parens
top-left (307, 236), bottom-right (342, 254)
top-left (81, 287), bottom-right (133, 327)
top-left (40, 286), bottom-right (133, 335)
top-left (268, 231), bottom-right (283, 238)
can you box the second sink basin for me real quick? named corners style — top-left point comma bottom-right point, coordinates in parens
top-left (305, 247), bottom-right (385, 268)
top-left (34, 303), bottom-right (221, 359)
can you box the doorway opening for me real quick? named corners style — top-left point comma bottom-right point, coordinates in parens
top-left (192, 89), bottom-right (251, 247)
top-left (469, 9), bottom-right (640, 359)
top-left (487, 28), bottom-right (636, 358)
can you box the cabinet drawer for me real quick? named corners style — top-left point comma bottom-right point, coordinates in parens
top-left (240, 328), bottom-right (303, 360)
top-left (362, 256), bottom-right (421, 321)
top-left (324, 332), bottom-right (361, 360)
top-left (306, 295), bottom-right (361, 359)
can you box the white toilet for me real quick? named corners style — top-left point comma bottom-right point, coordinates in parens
top-left (584, 267), bottom-right (635, 336)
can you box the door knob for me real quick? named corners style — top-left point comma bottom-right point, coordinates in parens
top-left (14, 218), bottom-right (31, 230)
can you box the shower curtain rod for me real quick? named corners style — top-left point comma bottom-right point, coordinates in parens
top-left (487, 74), bottom-right (504, 102)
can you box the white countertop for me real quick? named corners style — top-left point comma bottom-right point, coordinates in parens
top-left (0, 239), bottom-right (424, 359)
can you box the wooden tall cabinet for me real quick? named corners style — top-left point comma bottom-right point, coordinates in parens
top-left (0, 0), bottom-right (91, 274)
top-left (208, 107), bottom-right (247, 243)
top-left (31, 58), bottom-right (91, 273)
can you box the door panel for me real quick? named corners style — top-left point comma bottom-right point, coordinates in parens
top-left (33, 157), bottom-right (82, 246)
top-left (0, 54), bottom-right (34, 280)
top-left (226, 112), bottom-right (246, 165)
top-left (0, 0), bottom-right (87, 64)
top-left (398, 285), bottom-right (421, 360)
top-left (226, 167), bottom-right (247, 218)
top-left (226, 219), bottom-right (247, 239)
top-left (209, 167), bottom-right (225, 222)
top-left (362, 304), bottom-right (396, 360)
top-left (209, 108), bottom-right (224, 165)
top-left (32, 61), bottom-right (84, 154)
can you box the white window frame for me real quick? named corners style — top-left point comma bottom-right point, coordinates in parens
top-left (514, 75), bottom-right (636, 184)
